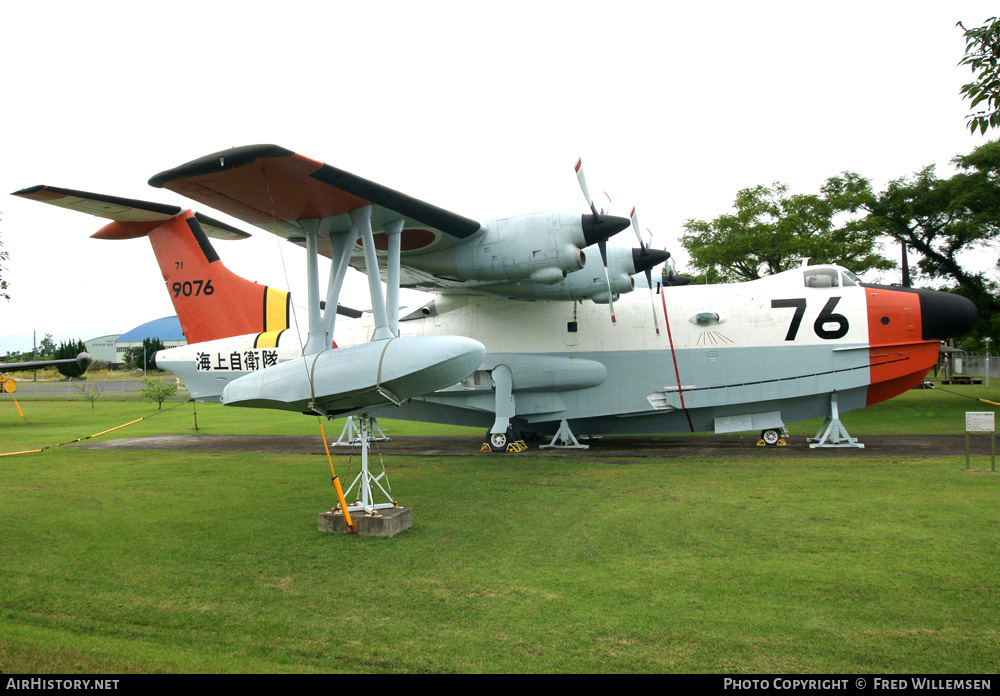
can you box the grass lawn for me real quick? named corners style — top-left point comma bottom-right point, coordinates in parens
top-left (0, 387), bottom-right (998, 673)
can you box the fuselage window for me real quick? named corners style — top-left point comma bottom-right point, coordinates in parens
top-left (803, 269), bottom-right (840, 288)
top-left (842, 270), bottom-right (861, 287)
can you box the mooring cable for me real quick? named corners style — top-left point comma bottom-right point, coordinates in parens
top-left (0, 398), bottom-right (193, 458)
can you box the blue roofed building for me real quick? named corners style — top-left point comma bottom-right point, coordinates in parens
top-left (113, 316), bottom-right (186, 364)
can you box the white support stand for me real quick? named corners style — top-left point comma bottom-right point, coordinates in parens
top-left (808, 393), bottom-right (864, 448)
top-left (341, 414), bottom-right (398, 514)
top-left (539, 419), bottom-right (589, 449)
top-left (332, 415), bottom-right (390, 446)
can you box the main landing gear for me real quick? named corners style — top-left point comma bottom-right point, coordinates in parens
top-left (482, 426), bottom-right (527, 453)
top-left (757, 427), bottom-right (788, 447)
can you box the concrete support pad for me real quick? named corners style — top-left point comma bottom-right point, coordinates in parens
top-left (318, 506), bottom-right (412, 537)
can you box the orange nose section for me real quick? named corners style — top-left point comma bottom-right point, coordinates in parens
top-left (864, 286), bottom-right (978, 406)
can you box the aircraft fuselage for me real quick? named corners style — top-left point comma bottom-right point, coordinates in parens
top-left (157, 264), bottom-right (974, 438)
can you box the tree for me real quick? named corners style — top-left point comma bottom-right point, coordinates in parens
top-left (826, 140), bottom-right (1000, 345)
top-left (123, 337), bottom-right (165, 372)
top-left (54, 339), bottom-right (89, 378)
top-left (139, 376), bottom-right (178, 410)
top-left (681, 180), bottom-right (894, 283)
top-left (77, 383), bottom-right (104, 410)
top-left (37, 333), bottom-right (56, 359)
top-left (958, 16), bottom-right (1000, 135)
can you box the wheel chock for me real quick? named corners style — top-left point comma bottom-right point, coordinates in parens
top-left (480, 440), bottom-right (528, 453)
top-left (756, 438), bottom-right (787, 447)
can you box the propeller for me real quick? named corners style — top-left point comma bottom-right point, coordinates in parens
top-left (576, 158), bottom-right (617, 325)
top-left (631, 207), bottom-right (664, 335)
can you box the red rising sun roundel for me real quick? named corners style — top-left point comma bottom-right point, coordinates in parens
top-left (359, 228), bottom-right (440, 252)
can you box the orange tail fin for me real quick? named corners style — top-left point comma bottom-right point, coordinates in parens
top-left (93, 213), bottom-right (290, 344)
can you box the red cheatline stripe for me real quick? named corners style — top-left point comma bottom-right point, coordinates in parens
top-left (661, 288), bottom-right (694, 432)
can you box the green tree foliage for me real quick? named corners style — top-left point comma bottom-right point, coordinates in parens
top-left (37, 333), bottom-right (56, 359)
top-left (681, 181), bottom-right (894, 283)
top-left (958, 17), bottom-right (1000, 135)
top-left (825, 140), bottom-right (1000, 346)
top-left (139, 375), bottom-right (178, 410)
top-left (54, 338), bottom-right (88, 378)
top-left (123, 337), bottom-right (165, 372)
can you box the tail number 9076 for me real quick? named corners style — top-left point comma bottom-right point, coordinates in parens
top-left (171, 280), bottom-right (215, 298)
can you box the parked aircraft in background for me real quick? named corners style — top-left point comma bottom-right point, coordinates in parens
top-left (0, 352), bottom-right (92, 375)
top-left (0, 352), bottom-right (92, 396)
top-left (14, 145), bottom-right (979, 450)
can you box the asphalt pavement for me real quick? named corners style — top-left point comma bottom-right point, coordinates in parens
top-left (76, 432), bottom-right (998, 459)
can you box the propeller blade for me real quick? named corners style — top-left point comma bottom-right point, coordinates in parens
top-left (575, 158), bottom-right (600, 219)
top-left (645, 267), bottom-right (661, 336)
top-left (629, 207), bottom-right (647, 250)
top-left (599, 239), bottom-right (616, 325)
top-left (600, 191), bottom-right (613, 216)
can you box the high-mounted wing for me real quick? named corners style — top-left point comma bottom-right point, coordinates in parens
top-left (148, 145), bottom-right (637, 301)
top-left (148, 144), bottom-right (483, 258)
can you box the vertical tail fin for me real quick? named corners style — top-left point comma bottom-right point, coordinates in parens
top-left (13, 186), bottom-right (290, 344)
top-left (94, 212), bottom-right (290, 344)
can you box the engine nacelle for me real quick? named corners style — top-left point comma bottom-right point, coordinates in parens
top-left (530, 267), bottom-right (569, 285)
top-left (454, 212), bottom-right (587, 282)
top-left (464, 245), bottom-right (659, 302)
top-left (396, 211), bottom-right (628, 284)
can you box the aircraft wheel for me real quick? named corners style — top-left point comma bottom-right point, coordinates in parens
top-left (760, 428), bottom-right (781, 446)
top-left (486, 427), bottom-right (518, 452)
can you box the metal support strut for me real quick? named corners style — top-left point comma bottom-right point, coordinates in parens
top-left (808, 392), bottom-right (864, 449)
top-left (333, 415), bottom-right (390, 447)
top-left (539, 419), bottom-right (589, 449)
top-left (341, 414), bottom-right (398, 514)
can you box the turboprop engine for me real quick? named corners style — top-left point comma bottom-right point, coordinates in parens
top-left (459, 245), bottom-right (670, 303)
top-left (398, 212), bottom-right (630, 283)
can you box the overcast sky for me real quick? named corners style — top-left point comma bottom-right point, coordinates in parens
top-left (1, 1), bottom-right (994, 355)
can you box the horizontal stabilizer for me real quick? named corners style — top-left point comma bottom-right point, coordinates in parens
top-left (12, 185), bottom-right (251, 240)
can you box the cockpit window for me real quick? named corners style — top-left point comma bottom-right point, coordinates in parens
top-left (842, 270), bottom-right (861, 287)
top-left (803, 269), bottom-right (840, 288)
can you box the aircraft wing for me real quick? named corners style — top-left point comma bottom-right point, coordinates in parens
top-left (148, 144), bottom-right (484, 260)
top-left (1, 353), bottom-right (92, 373)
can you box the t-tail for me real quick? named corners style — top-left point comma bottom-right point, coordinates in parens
top-left (12, 185), bottom-right (291, 345)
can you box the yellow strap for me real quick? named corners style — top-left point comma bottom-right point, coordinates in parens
top-left (90, 418), bottom-right (144, 439)
top-left (319, 421), bottom-right (356, 533)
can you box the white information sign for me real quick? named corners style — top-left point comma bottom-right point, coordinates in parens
top-left (966, 411), bottom-right (995, 433)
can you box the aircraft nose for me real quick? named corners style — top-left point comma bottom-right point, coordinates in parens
top-left (915, 288), bottom-right (979, 340)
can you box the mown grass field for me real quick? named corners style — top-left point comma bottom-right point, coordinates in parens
top-left (0, 387), bottom-right (998, 673)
